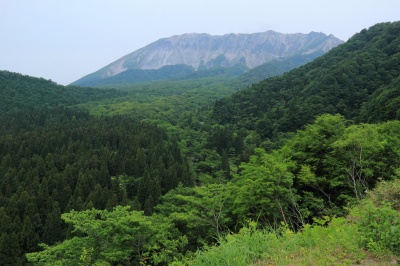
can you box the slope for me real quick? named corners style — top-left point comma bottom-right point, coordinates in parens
top-left (0, 71), bottom-right (124, 113)
top-left (232, 51), bottom-right (325, 88)
top-left (209, 22), bottom-right (400, 138)
top-left (71, 31), bottom-right (343, 87)
top-left (0, 72), bottom-right (192, 263)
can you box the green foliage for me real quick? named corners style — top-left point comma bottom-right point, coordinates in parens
top-left (178, 217), bottom-right (367, 266)
top-left (233, 51), bottom-right (324, 88)
top-left (209, 21), bottom-right (400, 138)
top-left (163, 114), bottom-right (400, 252)
top-left (157, 184), bottom-right (232, 249)
top-left (0, 107), bottom-right (190, 261)
top-left (2, 20), bottom-right (400, 266)
top-left (360, 75), bottom-right (400, 122)
top-left (279, 115), bottom-right (400, 221)
top-left (350, 199), bottom-right (400, 257)
top-left (179, 181), bottom-right (400, 265)
top-left (368, 179), bottom-right (400, 210)
top-left (0, 232), bottom-right (22, 265)
top-left (75, 77), bottom-right (236, 136)
top-left (349, 179), bottom-right (400, 257)
top-left (331, 123), bottom-right (390, 199)
top-left (26, 206), bottom-right (187, 265)
top-left (73, 64), bottom-right (196, 87)
top-left (0, 70), bottom-right (124, 113)
top-left (175, 221), bottom-right (278, 266)
top-left (73, 64), bottom-right (251, 87)
top-left (231, 148), bottom-right (295, 224)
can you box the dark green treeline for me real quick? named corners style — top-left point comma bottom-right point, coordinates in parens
top-left (0, 107), bottom-right (192, 263)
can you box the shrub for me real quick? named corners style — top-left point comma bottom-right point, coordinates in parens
top-left (350, 197), bottom-right (400, 256)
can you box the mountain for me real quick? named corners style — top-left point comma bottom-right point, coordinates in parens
top-left (1, 22), bottom-right (399, 265)
top-left (209, 21), bottom-right (400, 138)
top-left (72, 31), bottom-right (343, 87)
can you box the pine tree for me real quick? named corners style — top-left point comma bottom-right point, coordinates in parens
top-left (89, 184), bottom-right (106, 209)
top-left (42, 201), bottom-right (63, 245)
top-left (137, 172), bottom-right (149, 206)
top-left (147, 173), bottom-right (161, 205)
top-left (0, 207), bottom-right (13, 234)
top-left (120, 190), bottom-right (129, 206)
top-left (106, 193), bottom-right (118, 211)
top-left (98, 161), bottom-right (111, 188)
top-left (0, 232), bottom-right (22, 266)
top-left (221, 149), bottom-right (231, 180)
top-left (144, 195), bottom-right (155, 216)
top-left (135, 148), bottom-right (147, 177)
top-left (65, 196), bottom-right (76, 213)
top-left (21, 216), bottom-right (40, 252)
top-left (181, 160), bottom-right (193, 186)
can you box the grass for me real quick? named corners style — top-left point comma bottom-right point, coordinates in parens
top-left (172, 179), bottom-right (400, 266)
top-left (173, 216), bottom-right (397, 266)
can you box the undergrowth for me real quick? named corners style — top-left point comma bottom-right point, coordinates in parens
top-left (173, 218), bottom-right (365, 266)
top-left (173, 179), bottom-right (399, 266)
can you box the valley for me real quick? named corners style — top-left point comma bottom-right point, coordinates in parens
top-left (0, 22), bottom-right (399, 265)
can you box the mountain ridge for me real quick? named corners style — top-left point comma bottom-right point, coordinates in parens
top-left (71, 31), bottom-right (343, 86)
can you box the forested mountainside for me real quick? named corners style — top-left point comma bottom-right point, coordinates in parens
top-left (25, 115), bottom-right (400, 265)
top-left (232, 51), bottom-right (325, 88)
top-left (0, 22), bottom-right (399, 265)
top-left (73, 64), bottom-right (248, 87)
top-left (210, 22), bottom-right (400, 138)
top-left (0, 71), bottom-right (124, 112)
top-left (68, 52), bottom-right (323, 89)
top-left (72, 31), bottom-right (342, 87)
top-left (0, 108), bottom-right (191, 264)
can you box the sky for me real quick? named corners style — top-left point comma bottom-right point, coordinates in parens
top-left (0, 0), bottom-right (399, 85)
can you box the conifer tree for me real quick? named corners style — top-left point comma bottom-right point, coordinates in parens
top-left (42, 201), bottom-right (63, 245)
top-left (21, 216), bottom-right (40, 252)
top-left (0, 232), bottom-right (22, 266)
top-left (135, 148), bottom-right (147, 177)
top-left (221, 149), bottom-right (231, 180)
top-left (144, 195), bottom-right (155, 216)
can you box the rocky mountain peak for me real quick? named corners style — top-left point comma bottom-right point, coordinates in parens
top-left (72, 31), bottom-right (343, 86)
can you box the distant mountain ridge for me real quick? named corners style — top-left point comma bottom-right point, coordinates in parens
top-left (72, 31), bottom-right (343, 86)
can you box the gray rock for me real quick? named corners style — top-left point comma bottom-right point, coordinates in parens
top-left (73, 31), bottom-right (343, 85)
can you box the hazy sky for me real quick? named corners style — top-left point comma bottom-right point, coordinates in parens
top-left (1, 0), bottom-right (399, 85)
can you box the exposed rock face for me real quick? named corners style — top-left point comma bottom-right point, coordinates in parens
top-left (72, 31), bottom-right (343, 85)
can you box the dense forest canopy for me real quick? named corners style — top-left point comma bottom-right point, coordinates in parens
top-left (0, 21), bottom-right (399, 265)
top-left (210, 22), bottom-right (400, 137)
top-left (0, 71), bottom-right (125, 113)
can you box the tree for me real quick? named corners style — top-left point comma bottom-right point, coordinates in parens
top-left (0, 232), bottom-right (22, 266)
top-left (281, 114), bottom-right (348, 220)
top-left (331, 121), bottom-right (400, 199)
top-left (144, 195), bottom-right (155, 216)
top-left (42, 201), bottom-right (64, 245)
top-left (221, 149), bottom-right (231, 180)
top-left (232, 148), bottom-right (295, 225)
top-left (26, 206), bottom-right (187, 265)
top-left (21, 216), bottom-right (40, 253)
top-left (157, 184), bottom-right (232, 245)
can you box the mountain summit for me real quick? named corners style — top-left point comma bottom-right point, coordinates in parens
top-left (72, 31), bottom-right (343, 86)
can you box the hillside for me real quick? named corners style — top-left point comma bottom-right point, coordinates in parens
top-left (0, 22), bottom-right (399, 265)
top-left (0, 71), bottom-right (124, 112)
top-left (0, 107), bottom-right (191, 264)
top-left (232, 51), bottom-right (324, 88)
top-left (209, 22), bottom-right (400, 139)
top-left (72, 31), bottom-right (343, 87)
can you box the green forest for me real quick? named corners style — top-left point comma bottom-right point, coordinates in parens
top-left (0, 21), bottom-right (399, 265)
